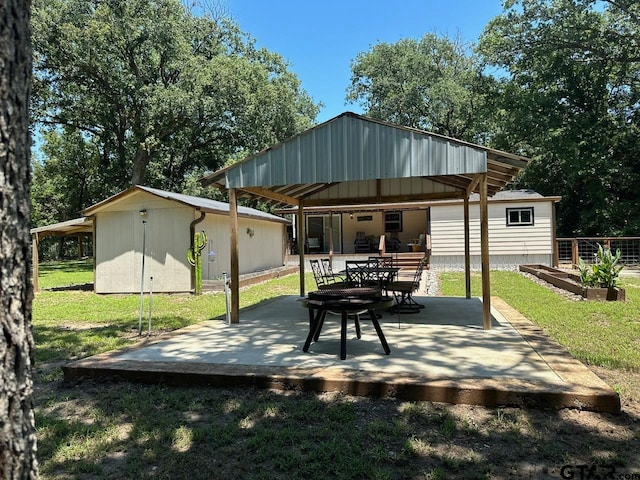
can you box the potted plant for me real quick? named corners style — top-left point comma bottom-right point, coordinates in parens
top-left (578, 244), bottom-right (625, 300)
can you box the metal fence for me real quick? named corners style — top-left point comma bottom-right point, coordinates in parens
top-left (556, 237), bottom-right (640, 266)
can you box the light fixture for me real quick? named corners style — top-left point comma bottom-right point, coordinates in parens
top-left (349, 212), bottom-right (353, 219)
top-left (139, 209), bottom-right (147, 216)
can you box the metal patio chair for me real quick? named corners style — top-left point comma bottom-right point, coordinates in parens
top-left (387, 256), bottom-right (427, 313)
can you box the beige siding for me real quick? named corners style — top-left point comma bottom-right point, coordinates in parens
top-left (431, 201), bottom-right (554, 259)
top-left (95, 204), bottom-right (192, 293)
top-left (200, 214), bottom-right (285, 280)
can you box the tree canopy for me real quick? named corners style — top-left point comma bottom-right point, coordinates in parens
top-left (31, 0), bottom-right (319, 224)
top-left (347, 33), bottom-right (495, 144)
top-left (347, 2), bottom-right (640, 237)
top-left (478, 0), bottom-right (640, 236)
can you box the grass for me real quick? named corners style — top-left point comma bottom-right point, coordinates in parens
top-left (439, 270), bottom-right (640, 372)
top-left (37, 259), bottom-right (94, 290)
top-left (30, 261), bottom-right (640, 479)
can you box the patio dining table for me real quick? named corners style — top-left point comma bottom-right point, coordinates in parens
top-left (302, 287), bottom-right (392, 360)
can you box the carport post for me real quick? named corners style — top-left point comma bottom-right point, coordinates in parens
top-left (297, 201), bottom-right (305, 296)
top-left (32, 232), bottom-right (39, 292)
top-left (229, 188), bottom-right (240, 324)
top-left (480, 174), bottom-right (491, 330)
top-left (463, 196), bottom-right (471, 299)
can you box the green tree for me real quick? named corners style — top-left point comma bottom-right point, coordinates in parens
top-left (31, 129), bottom-right (106, 227)
top-left (478, 0), bottom-right (640, 236)
top-left (32, 0), bottom-right (319, 197)
top-left (347, 33), bottom-right (495, 143)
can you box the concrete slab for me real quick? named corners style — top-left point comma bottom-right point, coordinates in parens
top-left (63, 296), bottom-right (621, 413)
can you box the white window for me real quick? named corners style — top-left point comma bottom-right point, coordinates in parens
top-left (506, 207), bottom-right (534, 226)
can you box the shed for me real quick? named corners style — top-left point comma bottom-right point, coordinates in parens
top-left (199, 112), bottom-right (531, 327)
top-left (81, 186), bottom-right (289, 294)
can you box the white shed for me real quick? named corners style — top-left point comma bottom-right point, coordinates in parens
top-left (429, 190), bottom-right (561, 269)
top-left (83, 186), bottom-right (289, 294)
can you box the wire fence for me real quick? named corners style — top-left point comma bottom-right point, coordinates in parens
top-left (557, 237), bottom-right (640, 266)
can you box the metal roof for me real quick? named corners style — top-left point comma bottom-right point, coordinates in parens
top-left (82, 186), bottom-right (290, 224)
top-left (30, 217), bottom-right (93, 236)
top-left (200, 112), bottom-right (530, 207)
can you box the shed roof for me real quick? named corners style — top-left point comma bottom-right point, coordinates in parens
top-left (82, 185), bottom-right (290, 224)
top-left (200, 112), bottom-right (530, 207)
top-left (30, 217), bottom-right (93, 236)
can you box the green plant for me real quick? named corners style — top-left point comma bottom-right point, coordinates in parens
top-left (578, 244), bottom-right (624, 289)
top-left (578, 257), bottom-right (594, 286)
top-left (187, 231), bottom-right (207, 295)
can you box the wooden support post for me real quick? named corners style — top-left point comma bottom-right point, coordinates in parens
top-left (298, 202), bottom-right (305, 297)
top-left (32, 233), bottom-right (39, 293)
top-left (480, 174), bottom-right (491, 330)
top-left (552, 202), bottom-right (559, 267)
top-left (229, 188), bottom-right (240, 324)
top-left (328, 211), bottom-right (334, 265)
top-left (464, 196), bottom-right (471, 299)
top-left (572, 239), bottom-right (579, 267)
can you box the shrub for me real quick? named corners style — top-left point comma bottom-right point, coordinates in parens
top-left (578, 244), bottom-right (624, 289)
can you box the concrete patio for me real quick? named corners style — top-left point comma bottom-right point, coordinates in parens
top-left (63, 295), bottom-right (621, 413)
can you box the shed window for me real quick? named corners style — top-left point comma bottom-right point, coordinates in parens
top-left (506, 207), bottom-right (534, 226)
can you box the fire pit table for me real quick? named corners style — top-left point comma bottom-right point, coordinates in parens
top-left (302, 287), bottom-right (392, 360)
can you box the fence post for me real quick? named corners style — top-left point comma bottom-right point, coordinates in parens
top-left (572, 239), bottom-right (579, 267)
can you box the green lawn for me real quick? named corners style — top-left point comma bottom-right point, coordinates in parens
top-left (30, 262), bottom-right (640, 479)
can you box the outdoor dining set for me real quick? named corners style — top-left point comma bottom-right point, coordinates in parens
top-left (303, 256), bottom-right (427, 360)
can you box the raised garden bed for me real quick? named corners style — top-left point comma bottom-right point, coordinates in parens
top-left (519, 264), bottom-right (626, 301)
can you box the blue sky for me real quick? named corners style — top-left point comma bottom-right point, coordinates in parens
top-left (226, 0), bottom-right (506, 122)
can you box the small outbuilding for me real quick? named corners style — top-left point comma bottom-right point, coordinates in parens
top-left (80, 186), bottom-right (289, 294)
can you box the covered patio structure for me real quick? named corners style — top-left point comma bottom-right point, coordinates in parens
top-left (199, 112), bottom-right (530, 327)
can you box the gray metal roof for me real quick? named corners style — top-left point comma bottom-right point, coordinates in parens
top-left (30, 217), bottom-right (93, 236)
top-left (83, 186), bottom-right (290, 224)
top-left (200, 112), bottom-right (530, 207)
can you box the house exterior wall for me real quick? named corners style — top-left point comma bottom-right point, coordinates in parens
top-left (95, 197), bottom-right (193, 293)
top-left (430, 200), bottom-right (554, 269)
top-left (200, 214), bottom-right (285, 280)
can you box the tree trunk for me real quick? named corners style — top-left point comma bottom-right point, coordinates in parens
top-left (131, 144), bottom-right (149, 186)
top-left (0, 0), bottom-right (39, 478)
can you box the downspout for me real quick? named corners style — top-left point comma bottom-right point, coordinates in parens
top-left (189, 209), bottom-right (206, 291)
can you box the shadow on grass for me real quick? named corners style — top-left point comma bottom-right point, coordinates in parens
top-left (33, 381), bottom-right (640, 480)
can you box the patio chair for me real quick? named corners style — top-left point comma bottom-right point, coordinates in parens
top-left (354, 231), bottom-right (370, 253)
top-left (321, 258), bottom-right (347, 285)
top-left (386, 232), bottom-right (401, 252)
top-left (310, 259), bottom-right (346, 290)
top-left (388, 256), bottom-right (427, 313)
top-left (368, 255), bottom-right (393, 268)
